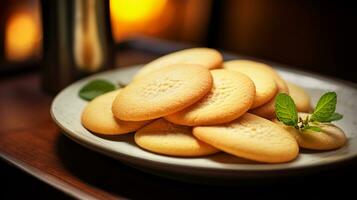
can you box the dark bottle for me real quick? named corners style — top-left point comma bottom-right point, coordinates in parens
top-left (41, 0), bottom-right (113, 93)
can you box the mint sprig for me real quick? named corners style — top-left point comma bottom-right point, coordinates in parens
top-left (79, 79), bottom-right (116, 101)
top-left (321, 112), bottom-right (343, 122)
top-left (275, 93), bottom-right (298, 127)
top-left (304, 126), bottom-right (321, 132)
top-left (275, 91), bottom-right (343, 133)
top-left (311, 92), bottom-right (337, 122)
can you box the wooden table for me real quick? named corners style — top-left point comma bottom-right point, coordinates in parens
top-left (1, 48), bottom-right (357, 199)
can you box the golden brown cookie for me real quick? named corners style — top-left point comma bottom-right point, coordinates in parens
top-left (287, 82), bottom-right (312, 112)
top-left (193, 113), bottom-right (299, 163)
top-left (81, 90), bottom-right (150, 135)
top-left (112, 64), bottom-right (213, 121)
top-left (274, 113), bottom-right (347, 150)
top-left (135, 119), bottom-right (219, 156)
top-left (133, 48), bottom-right (223, 80)
top-left (224, 61), bottom-right (277, 108)
top-left (165, 69), bottom-right (255, 126)
top-left (237, 60), bottom-right (290, 119)
top-left (249, 90), bottom-right (281, 119)
top-left (227, 60), bottom-right (289, 94)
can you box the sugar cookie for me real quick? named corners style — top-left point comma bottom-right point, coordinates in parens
top-left (135, 119), bottom-right (219, 156)
top-left (81, 90), bottom-right (150, 135)
top-left (225, 60), bottom-right (289, 93)
top-left (243, 63), bottom-right (289, 119)
top-left (224, 61), bottom-right (277, 108)
top-left (133, 48), bottom-right (223, 80)
top-left (274, 113), bottom-right (347, 150)
top-left (249, 90), bottom-right (281, 119)
top-left (112, 64), bottom-right (213, 121)
top-left (250, 77), bottom-right (289, 119)
top-left (287, 82), bottom-right (312, 112)
top-left (165, 69), bottom-right (255, 126)
top-left (193, 113), bottom-right (299, 163)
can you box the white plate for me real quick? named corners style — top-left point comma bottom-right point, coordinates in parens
top-left (51, 64), bottom-right (357, 180)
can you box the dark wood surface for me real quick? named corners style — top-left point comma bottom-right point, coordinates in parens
top-left (1, 49), bottom-right (357, 200)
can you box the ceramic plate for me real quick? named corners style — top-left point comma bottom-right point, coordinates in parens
top-left (51, 64), bottom-right (357, 180)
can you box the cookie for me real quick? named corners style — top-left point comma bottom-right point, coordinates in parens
top-left (249, 91), bottom-right (281, 119)
top-left (226, 60), bottom-right (289, 93)
top-left (165, 69), bottom-right (255, 126)
top-left (287, 82), bottom-right (312, 112)
top-left (133, 48), bottom-right (223, 80)
top-left (234, 60), bottom-right (290, 119)
top-left (193, 113), bottom-right (299, 163)
top-left (224, 61), bottom-right (277, 108)
top-left (135, 119), bottom-right (219, 156)
top-left (274, 113), bottom-right (347, 150)
top-left (112, 64), bottom-right (213, 121)
top-left (81, 90), bottom-right (150, 135)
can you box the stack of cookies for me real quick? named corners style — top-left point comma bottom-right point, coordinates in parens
top-left (81, 48), bottom-right (344, 163)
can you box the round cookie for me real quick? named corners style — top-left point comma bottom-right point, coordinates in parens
top-left (135, 119), bottom-right (219, 156)
top-left (224, 59), bottom-right (289, 119)
top-left (165, 69), bottom-right (255, 126)
top-left (250, 73), bottom-right (289, 119)
top-left (133, 48), bottom-right (223, 80)
top-left (225, 60), bottom-right (289, 93)
top-left (224, 61), bottom-right (277, 108)
top-left (274, 113), bottom-right (347, 150)
top-left (287, 82), bottom-right (312, 112)
top-left (251, 83), bottom-right (289, 119)
top-left (112, 64), bottom-right (213, 121)
top-left (81, 90), bottom-right (150, 135)
top-left (193, 113), bottom-right (299, 163)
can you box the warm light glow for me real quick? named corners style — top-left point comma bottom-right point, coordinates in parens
top-left (110, 0), bottom-right (168, 41)
top-left (110, 0), bottom-right (167, 23)
top-left (5, 11), bottom-right (40, 61)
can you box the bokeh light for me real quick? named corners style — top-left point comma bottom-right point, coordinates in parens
top-left (5, 11), bottom-right (41, 61)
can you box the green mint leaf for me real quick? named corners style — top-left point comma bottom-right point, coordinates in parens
top-left (318, 112), bottom-right (343, 122)
top-left (79, 79), bottom-right (116, 101)
top-left (304, 126), bottom-right (322, 132)
top-left (311, 92), bottom-right (337, 122)
top-left (275, 93), bottom-right (298, 126)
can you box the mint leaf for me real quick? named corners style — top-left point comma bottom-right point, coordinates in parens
top-left (319, 112), bottom-right (343, 122)
top-left (304, 126), bottom-right (322, 132)
top-left (275, 93), bottom-right (298, 126)
top-left (79, 79), bottom-right (116, 101)
top-left (311, 92), bottom-right (337, 122)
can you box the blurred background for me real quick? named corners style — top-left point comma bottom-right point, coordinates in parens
top-left (0, 0), bottom-right (356, 83)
